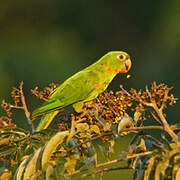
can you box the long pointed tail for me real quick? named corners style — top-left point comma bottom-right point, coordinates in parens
top-left (35, 110), bottom-right (59, 131)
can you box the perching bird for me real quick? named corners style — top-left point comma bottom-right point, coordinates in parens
top-left (32, 51), bottom-right (132, 131)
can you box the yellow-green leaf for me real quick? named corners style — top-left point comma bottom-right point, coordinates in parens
top-left (0, 169), bottom-right (12, 180)
top-left (42, 131), bottom-right (69, 170)
top-left (90, 125), bottom-right (100, 134)
top-left (118, 116), bottom-right (134, 135)
top-left (64, 154), bottom-right (79, 174)
top-left (79, 132), bottom-right (92, 138)
top-left (23, 148), bottom-right (42, 180)
top-left (144, 157), bottom-right (155, 180)
top-left (76, 123), bottom-right (89, 132)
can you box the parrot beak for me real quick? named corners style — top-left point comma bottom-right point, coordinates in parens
top-left (119, 58), bottom-right (132, 73)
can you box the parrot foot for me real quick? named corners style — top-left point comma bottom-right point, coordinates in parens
top-left (84, 101), bottom-right (93, 106)
top-left (73, 101), bottom-right (84, 113)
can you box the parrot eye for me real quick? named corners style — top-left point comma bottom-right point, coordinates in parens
top-left (117, 54), bottom-right (126, 61)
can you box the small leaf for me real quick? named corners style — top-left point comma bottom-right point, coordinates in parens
top-left (23, 148), bottom-right (42, 180)
top-left (36, 146), bottom-right (45, 170)
top-left (175, 167), bottom-right (180, 180)
top-left (90, 125), bottom-right (100, 134)
top-left (155, 158), bottom-right (167, 180)
top-left (108, 139), bottom-right (115, 153)
top-left (79, 132), bottom-right (92, 138)
top-left (42, 131), bottom-right (69, 170)
top-left (75, 123), bottom-right (89, 132)
top-left (64, 154), bottom-right (79, 174)
top-left (46, 165), bottom-right (54, 179)
top-left (0, 169), bottom-right (12, 180)
top-left (103, 122), bottom-right (111, 132)
top-left (59, 147), bottom-right (67, 157)
top-left (137, 138), bottom-right (147, 152)
top-left (134, 110), bottom-right (145, 123)
top-left (118, 116), bottom-right (134, 135)
top-left (0, 137), bottom-right (10, 146)
top-left (144, 157), bottom-right (155, 180)
top-left (14, 156), bottom-right (29, 180)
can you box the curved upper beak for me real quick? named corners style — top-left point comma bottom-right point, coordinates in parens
top-left (119, 58), bottom-right (132, 73)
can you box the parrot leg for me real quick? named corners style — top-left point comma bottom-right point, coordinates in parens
top-left (72, 91), bottom-right (101, 112)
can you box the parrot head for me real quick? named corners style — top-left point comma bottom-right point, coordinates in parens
top-left (116, 51), bottom-right (131, 73)
top-left (105, 51), bottom-right (132, 74)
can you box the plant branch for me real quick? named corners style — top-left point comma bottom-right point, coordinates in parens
top-left (19, 81), bottom-right (35, 132)
top-left (10, 105), bottom-right (24, 110)
top-left (78, 166), bottom-right (132, 179)
top-left (150, 111), bottom-right (162, 124)
top-left (145, 102), bottom-right (178, 143)
top-left (96, 151), bottom-right (152, 168)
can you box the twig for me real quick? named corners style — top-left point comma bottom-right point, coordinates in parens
top-left (120, 85), bottom-right (131, 96)
top-left (143, 134), bottom-right (163, 146)
top-left (76, 118), bottom-right (87, 124)
top-left (144, 102), bottom-right (178, 143)
top-left (159, 86), bottom-right (172, 112)
top-left (121, 126), bottom-right (164, 132)
top-left (150, 111), bottom-right (162, 125)
top-left (146, 85), bottom-right (152, 99)
top-left (10, 105), bottom-right (24, 110)
top-left (96, 151), bottom-right (152, 168)
top-left (78, 166), bottom-right (132, 179)
top-left (19, 82), bottom-right (35, 132)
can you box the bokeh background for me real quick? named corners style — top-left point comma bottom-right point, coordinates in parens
top-left (0, 1), bottom-right (179, 179)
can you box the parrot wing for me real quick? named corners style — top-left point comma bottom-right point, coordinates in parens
top-left (32, 70), bottom-right (99, 117)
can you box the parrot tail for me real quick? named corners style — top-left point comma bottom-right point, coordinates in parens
top-left (35, 110), bottom-right (59, 131)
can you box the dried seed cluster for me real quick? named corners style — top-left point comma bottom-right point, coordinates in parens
top-left (72, 90), bottom-right (132, 126)
top-left (1, 100), bottom-right (12, 117)
top-left (0, 116), bottom-right (15, 129)
top-left (127, 82), bottom-right (177, 109)
top-left (31, 83), bottom-right (59, 102)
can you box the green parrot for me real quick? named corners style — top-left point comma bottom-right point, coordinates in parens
top-left (32, 51), bottom-right (132, 131)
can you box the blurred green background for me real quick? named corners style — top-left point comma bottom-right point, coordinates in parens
top-left (0, 0), bottom-right (179, 179)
